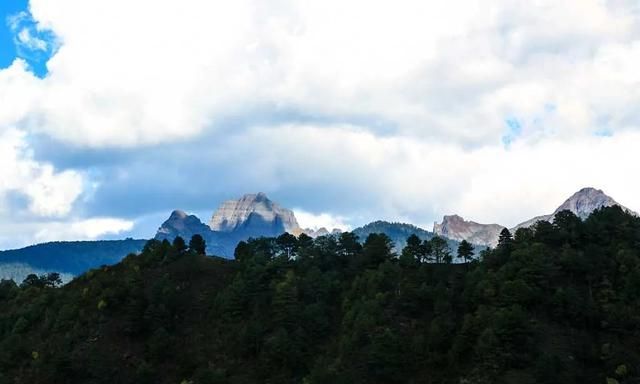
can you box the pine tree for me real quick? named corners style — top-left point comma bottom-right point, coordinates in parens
top-left (189, 234), bottom-right (206, 255)
top-left (457, 240), bottom-right (474, 263)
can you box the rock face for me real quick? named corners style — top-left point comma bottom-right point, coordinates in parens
top-left (209, 193), bottom-right (301, 237)
top-left (433, 215), bottom-right (505, 247)
top-left (156, 210), bottom-right (213, 242)
top-left (155, 193), bottom-right (307, 257)
top-left (513, 187), bottom-right (636, 230)
top-left (434, 187), bottom-right (635, 246)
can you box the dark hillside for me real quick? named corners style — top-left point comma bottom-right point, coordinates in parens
top-left (1, 206), bottom-right (640, 383)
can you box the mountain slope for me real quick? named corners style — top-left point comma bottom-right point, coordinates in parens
top-left (155, 193), bottom-right (305, 258)
top-left (513, 187), bottom-right (636, 230)
top-left (434, 187), bottom-right (636, 245)
top-left (209, 192), bottom-right (301, 236)
top-left (0, 239), bottom-right (146, 281)
top-left (155, 210), bottom-right (212, 241)
top-left (353, 220), bottom-right (460, 252)
top-left (433, 215), bottom-right (504, 247)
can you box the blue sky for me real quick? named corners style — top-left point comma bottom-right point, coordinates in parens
top-left (1, 0), bottom-right (640, 249)
top-left (0, 0), bottom-right (52, 77)
top-left (0, 1), bottom-right (25, 68)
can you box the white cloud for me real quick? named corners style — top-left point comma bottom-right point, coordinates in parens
top-left (0, 0), bottom-right (637, 147)
top-left (0, 128), bottom-right (83, 218)
top-left (0, 216), bottom-right (135, 250)
top-left (293, 209), bottom-right (351, 231)
top-left (33, 217), bottom-right (134, 243)
top-left (1, 0), bottom-right (640, 245)
top-left (0, 128), bottom-right (134, 248)
top-left (220, 124), bottom-right (640, 228)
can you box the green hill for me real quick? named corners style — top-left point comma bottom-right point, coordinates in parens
top-left (353, 220), bottom-right (461, 251)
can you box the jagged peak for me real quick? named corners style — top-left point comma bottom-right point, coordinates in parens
top-left (576, 186), bottom-right (604, 194)
top-left (169, 209), bottom-right (188, 219)
top-left (552, 187), bottom-right (624, 218)
top-left (210, 192), bottom-right (300, 233)
top-left (238, 192), bottom-right (269, 202)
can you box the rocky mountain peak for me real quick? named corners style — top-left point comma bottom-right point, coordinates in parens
top-left (155, 210), bottom-right (212, 242)
top-left (513, 187), bottom-right (636, 230)
top-left (552, 187), bottom-right (623, 219)
top-left (209, 192), bottom-right (301, 235)
top-left (169, 210), bottom-right (188, 220)
top-left (433, 215), bottom-right (504, 247)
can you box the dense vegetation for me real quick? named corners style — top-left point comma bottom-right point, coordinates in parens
top-left (352, 220), bottom-right (461, 253)
top-left (1, 207), bottom-right (640, 383)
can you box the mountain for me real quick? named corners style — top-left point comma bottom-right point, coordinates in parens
top-left (434, 187), bottom-right (636, 246)
top-left (155, 210), bottom-right (212, 241)
top-left (209, 192), bottom-right (301, 237)
top-left (353, 220), bottom-right (460, 252)
top-left (0, 239), bottom-right (146, 282)
top-left (433, 215), bottom-right (505, 247)
top-left (1, 193), bottom-right (336, 283)
top-left (155, 192), bottom-right (305, 258)
top-left (4, 187), bottom-right (633, 284)
top-left (154, 211), bottom-right (231, 256)
top-left (513, 187), bottom-right (637, 230)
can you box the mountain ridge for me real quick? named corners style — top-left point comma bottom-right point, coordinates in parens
top-left (433, 187), bottom-right (635, 246)
top-left (433, 214), bottom-right (505, 247)
top-left (2, 187), bottom-right (635, 282)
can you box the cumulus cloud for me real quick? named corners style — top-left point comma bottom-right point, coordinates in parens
top-left (33, 217), bottom-right (134, 243)
top-left (0, 0), bottom-right (637, 147)
top-left (0, 128), bottom-right (83, 218)
top-left (293, 209), bottom-right (351, 231)
top-left (214, 123), bottom-right (640, 228)
top-left (0, 217), bottom-right (135, 250)
top-left (0, 127), bottom-right (135, 248)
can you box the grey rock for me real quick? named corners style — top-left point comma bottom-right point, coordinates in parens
top-left (433, 215), bottom-right (505, 247)
top-left (434, 187), bottom-right (635, 247)
top-left (209, 192), bottom-right (301, 236)
top-left (155, 193), bottom-right (305, 257)
top-left (512, 187), bottom-right (636, 230)
top-left (155, 210), bottom-right (213, 242)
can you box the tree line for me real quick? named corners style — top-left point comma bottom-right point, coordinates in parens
top-left (0, 206), bottom-right (639, 383)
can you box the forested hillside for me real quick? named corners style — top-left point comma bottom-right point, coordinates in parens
top-left (1, 206), bottom-right (640, 383)
top-left (0, 239), bottom-right (147, 279)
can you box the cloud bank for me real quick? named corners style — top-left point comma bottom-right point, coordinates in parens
top-left (1, 0), bottom-right (640, 247)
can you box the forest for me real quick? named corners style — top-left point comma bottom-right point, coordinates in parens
top-left (1, 206), bottom-right (640, 383)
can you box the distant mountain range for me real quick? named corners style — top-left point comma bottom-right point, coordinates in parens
top-left (433, 187), bottom-right (635, 247)
top-left (0, 187), bottom-right (634, 282)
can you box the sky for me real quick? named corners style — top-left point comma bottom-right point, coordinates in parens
top-left (1, 0), bottom-right (640, 249)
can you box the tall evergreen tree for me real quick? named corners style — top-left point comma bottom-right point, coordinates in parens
top-left (188, 234), bottom-right (206, 255)
top-left (429, 236), bottom-right (451, 264)
top-left (457, 240), bottom-right (474, 263)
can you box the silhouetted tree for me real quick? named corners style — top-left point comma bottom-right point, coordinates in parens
top-left (498, 228), bottom-right (513, 248)
top-left (172, 236), bottom-right (187, 253)
top-left (338, 232), bottom-right (362, 257)
top-left (457, 240), bottom-right (474, 263)
top-left (429, 236), bottom-right (451, 264)
top-left (277, 233), bottom-right (299, 259)
top-left (189, 234), bottom-right (207, 255)
top-left (362, 233), bottom-right (394, 267)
